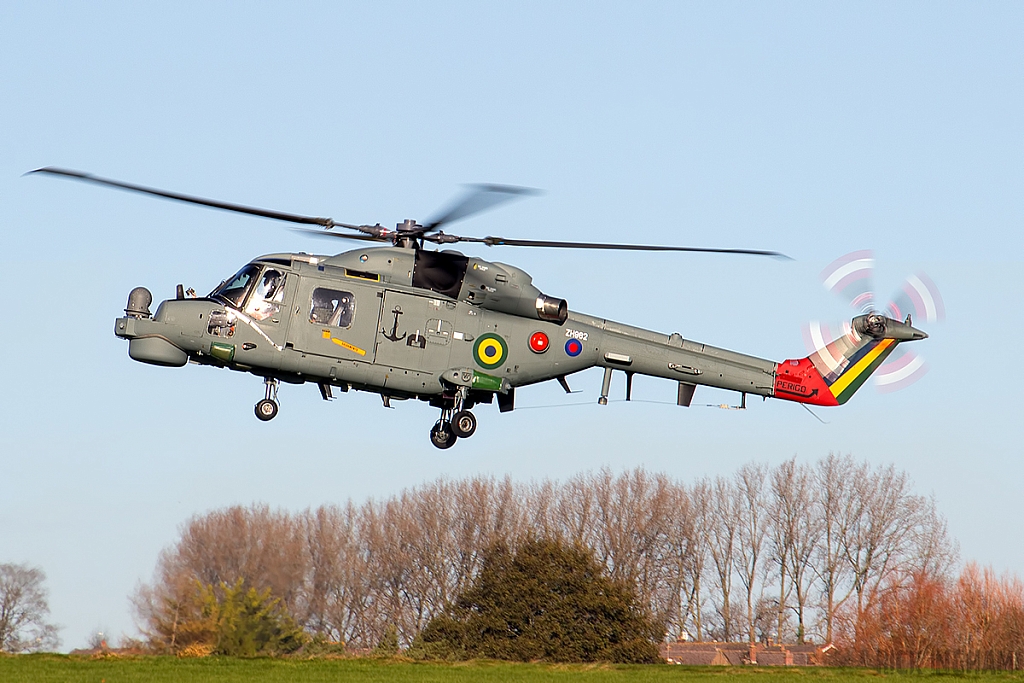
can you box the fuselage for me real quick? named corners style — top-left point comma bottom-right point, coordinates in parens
top-left (114, 247), bottom-right (779, 404)
top-left (114, 246), bottom-right (925, 414)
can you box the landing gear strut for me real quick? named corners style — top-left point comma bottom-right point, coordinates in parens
top-left (255, 377), bottom-right (279, 421)
top-left (428, 386), bottom-right (477, 448)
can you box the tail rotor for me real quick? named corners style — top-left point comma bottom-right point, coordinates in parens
top-left (804, 250), bottom-right (944, 393)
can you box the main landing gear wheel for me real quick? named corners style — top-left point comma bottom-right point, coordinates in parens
top-left (255, 399), bottom-right (278, 421)
top-left (450, 410), bottom-right (477, 438)
top-left (430, 421), bottom-right (458, 449)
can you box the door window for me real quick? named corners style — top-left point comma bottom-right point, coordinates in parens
top-left (310, 288), bottom-right (356, 328)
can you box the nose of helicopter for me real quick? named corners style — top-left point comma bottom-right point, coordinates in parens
top-left (114, 288), bottom-right (202, 367)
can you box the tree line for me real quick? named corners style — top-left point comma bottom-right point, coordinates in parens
top-left (842, 563), bottom-right (1024, 670)
top-left (134, 454), bottom-right (959, 658)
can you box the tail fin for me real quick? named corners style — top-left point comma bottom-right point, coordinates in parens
top-left (774, 314), bottom-right (927, 406)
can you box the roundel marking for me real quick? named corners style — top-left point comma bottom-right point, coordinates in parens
top-left (474, 333), bottom-right (508, 369)
top-left (529, 331), bottom-right (549, 353)
top-left (564, 338), bottom-right (583, 357)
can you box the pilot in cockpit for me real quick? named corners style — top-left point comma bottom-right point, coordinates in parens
top-left (246, 270), bottom-right (284, 321)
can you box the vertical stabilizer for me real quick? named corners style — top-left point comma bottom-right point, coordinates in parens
top-left (774, 314), bottom-right (925, 406)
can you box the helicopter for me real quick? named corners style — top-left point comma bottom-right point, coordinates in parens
top-left (31, 167), bottom-right (929, 448)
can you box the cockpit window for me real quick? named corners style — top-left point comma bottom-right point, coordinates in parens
top-left (310, 288), bottom-right (355, 329)
top-left (210, 265), bottom-right (259, 308)
top-left (245, 269), bottom-right (286, 321)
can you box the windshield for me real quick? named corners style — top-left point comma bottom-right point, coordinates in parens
top-left (210, 265), bottom-right (259, 308)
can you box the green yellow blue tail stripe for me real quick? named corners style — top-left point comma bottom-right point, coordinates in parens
top-left (826, 337), bottom-right (897, 403)
top-left (774, 332), bottom-right (899, 406)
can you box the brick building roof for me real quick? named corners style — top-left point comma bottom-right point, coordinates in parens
top-left (660, 641), bottom-right (834, 666)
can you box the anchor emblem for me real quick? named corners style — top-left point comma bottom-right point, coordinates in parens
top-left (382, 306), bottom-right (406, 342)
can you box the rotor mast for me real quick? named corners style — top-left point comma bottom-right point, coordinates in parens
top-left (395, 219), bottom-right (423, 249)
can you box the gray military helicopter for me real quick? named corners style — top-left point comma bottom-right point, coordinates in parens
top-left (32, 168), bottom-right (929, 448)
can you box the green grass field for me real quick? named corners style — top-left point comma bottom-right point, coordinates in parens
top-left (4, 656), bottom-right (1024, 683)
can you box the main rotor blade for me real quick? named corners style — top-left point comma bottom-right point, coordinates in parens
top-left (29, 167), bottom-right (376, 234)
top-left (291, 228), bottom-right (388, 243)
top-left (421, 184), bottom-right (541, 233)
top-left (431, 233), bottom-right (789, 258)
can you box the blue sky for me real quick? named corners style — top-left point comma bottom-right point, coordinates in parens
top-left (1, 2), bottom-right (1022, 649)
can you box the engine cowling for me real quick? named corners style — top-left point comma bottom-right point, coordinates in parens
top-left (459, 260), bottom-right (568, 324)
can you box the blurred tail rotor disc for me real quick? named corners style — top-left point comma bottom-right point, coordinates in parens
top-left (806, 251), bottom-right (943, 393)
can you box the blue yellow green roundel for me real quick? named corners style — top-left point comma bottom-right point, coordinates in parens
top-left (474, 333), bottom-right (508, 369)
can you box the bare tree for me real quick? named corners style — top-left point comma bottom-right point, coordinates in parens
top-left (905, 496), bottom-right (958, 580)
top-left (735, 462), bottom-right (768, 643)
top-left (813, 452), bottom-right (857, 643)
top-left (133, 503), bottom-right (306, 651)
top-left (706, 476), bottom-right (740, 641)
top-left (843, 463), bottom-right (925, 617)
top-left (661, 482), bottom-right (696, 640)
top-left (590, 469), bottom-right (675, 615)
top-left (359, 495), bottom-right (418, 647)
top-left (684, 479), bottom-right (712, 641)
top-left (300, 503), bottom-right (367, 643)
top-left (552, 472), bottom-right (601, 549)
top-left (767, 462), bottom-right (795, 642)
top-left (404, 481), bottom-right (457, 631)
top-left (524, 478), bottom-right (558, 539)
top-left (449, 475), bottom-right (527, 600)
top-left (773, 458), bottom-right (820, 642)
top-left (171, 504), bottom-right (305, 613)
top-left (0, 563), bottom-right (60, 652)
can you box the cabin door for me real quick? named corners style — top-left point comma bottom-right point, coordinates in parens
top-left (288, 278), bottom-right (382, 363)
top-left (374, 291), bottom-right (456, 372)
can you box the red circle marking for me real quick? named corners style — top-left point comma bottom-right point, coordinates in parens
top-left (529, 331), bottom-right (549, 353)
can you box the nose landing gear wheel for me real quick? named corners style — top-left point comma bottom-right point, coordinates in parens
top-left (450, 410), bottom-right (477, 438)
top-left (430, 421), bottom-right (458, 449)
top-left (255, 377), bottom-right (280, 421)
top-left (255, 398), bottom-right (279, 421)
